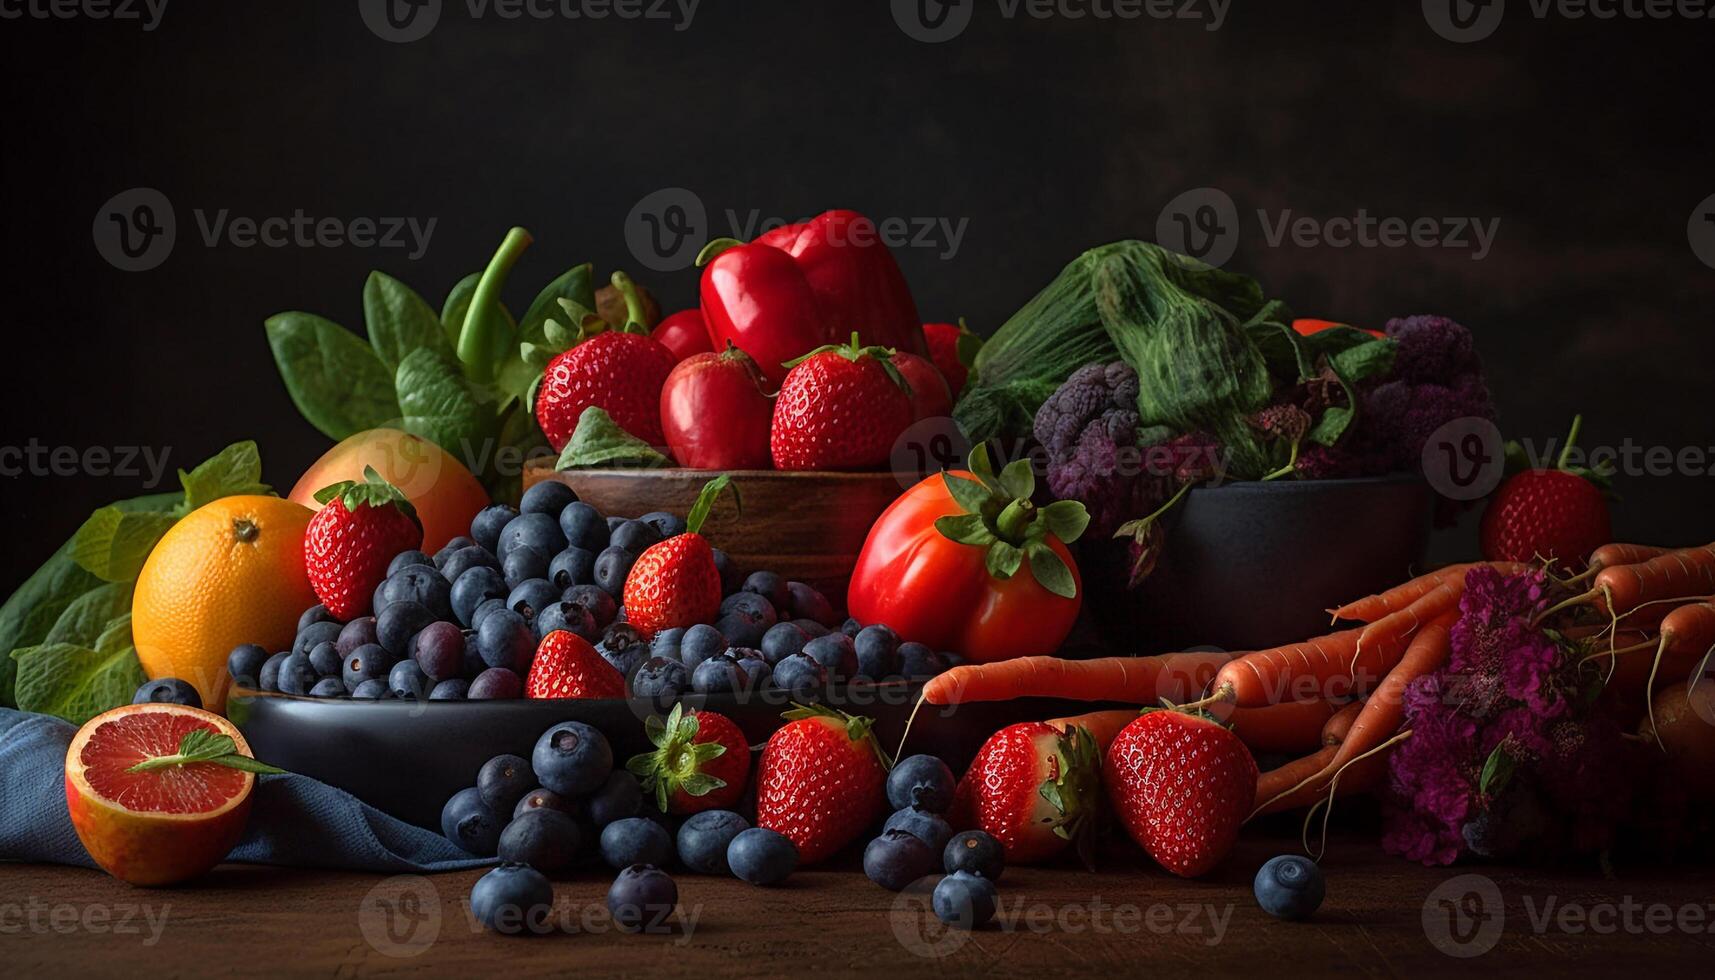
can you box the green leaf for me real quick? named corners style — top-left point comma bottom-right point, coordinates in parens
top-left (1479, 743), bottom-right (1515, 797)
top-left (69, 508), bottom-right (179, 583)
top-left (685, 475), bottom-right (735, 535)
top-left (1039, 500), bottom-right (1091, 544)
top-left (11, 642), bottom-right (147, 726)
top-left (933, 513), bottom-right (995, 546)
top-left (678, 773), bottom-right (726, 797)
top-left (966, 442), bottom-right (1002, 493)
top-left (997, 457), bottom-right (1035, 500)
top-left (518, 264), bottom-right (596, 347)
top-left (1026, 542), bottom-right (1078, 599)
top-left (265, 312), bottom-right (401, 441)
top-left (942, 473), bottom-right (995, 517)
top-left (93, 614), bottom-right (132, 655)
top-left (44, 581), bottom-right (134, 648)
top-left (178, 441), bottom-right (269, 512)
top-left (439, 272), bottom-right (482, 350)
top-left (985, 541), bottom-right (1023, 580)
top-left (126, 729), bottom-right (286, 775)
top-left (554, 407), bottom-right (667, 470)
top-left (364, 271), bottom-right (452, 374)
top-left (394, 348), bottom-right (498, 460)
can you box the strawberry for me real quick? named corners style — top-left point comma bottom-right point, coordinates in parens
top-left (1103, 710), bottom-right (1258, 878)
top-left (949, 722), bottom-right (1100, 865)
top-left (1480, 415), bottom-right (1613, 567)
top-left (535, 330), bottom-right (677, 451)
top-left (622, 476), bottom-right (731, 637)
top-left (524, 630), bottom-right (625, 699)
top-left (755, 705), bottom-right (888, 864)
top-left (890, 351), bottom-right (953, 421)
top-left (625, 703), bottom-right (751, 815)
top-left (922, 320), bottom-right (981, 396)
top-left (303, 467), bottom-right (423, 620)
top-left (769, 335), bottom-right (914, 471)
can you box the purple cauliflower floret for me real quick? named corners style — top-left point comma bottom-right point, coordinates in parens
top-left (1385, 314), bottom-right (1480, 386)
top-left (1034, 363), bottom-right (1149, 536)
top-left (1362, 377), bottom-right (1496, 472)
top-left (1339, 314), bottom-right (1496, 475)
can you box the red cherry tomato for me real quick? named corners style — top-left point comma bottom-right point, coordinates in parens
top-left (890, 352), bottom-right (953, 421)
top-left (1292, 318), bottom-right (1386, 340)
top-left (660, 344), bottom-right (774, 470)
top-left (652, 309), bottom-right (715, 362)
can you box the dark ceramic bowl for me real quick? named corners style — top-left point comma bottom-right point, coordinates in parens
top-left (1084, 474), bottom-right (1433, 654)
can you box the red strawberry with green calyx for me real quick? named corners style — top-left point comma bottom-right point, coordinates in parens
top-left (1103, 708), bottom-right (1258, 878)
top-left (770, 333), bottom-right (915, 471)
top-left (949, 721), bottom-right (1101, 866)
top-left (756, 703), bottom-right (889, 865)
top-left (622, 476), bottom-right (734, 638)
top-left (535, 271), bottom-right (677, 451)
top-left (524, 630), bottom-right (626, 699)
top-left (304, 466), bottom-right (423, 620)
top-left (625, 703), bottom-right (751, 815)
top-left (1480, 414), bottom-right (1613, 568)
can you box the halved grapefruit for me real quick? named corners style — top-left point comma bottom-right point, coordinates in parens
top-left (65, 703), bottom-right (263, 886)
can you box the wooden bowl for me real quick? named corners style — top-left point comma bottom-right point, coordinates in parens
top-left (523, 462), bottom-right (904, 601)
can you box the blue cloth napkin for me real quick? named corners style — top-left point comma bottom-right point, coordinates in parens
top-left (0, 708), bottom-right (490, 874)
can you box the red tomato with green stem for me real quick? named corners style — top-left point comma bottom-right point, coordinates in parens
top-left (847, 446), bottom-right (1089, 662)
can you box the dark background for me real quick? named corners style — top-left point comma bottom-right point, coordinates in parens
top-left (2, 0), bottom-right (1712, 592)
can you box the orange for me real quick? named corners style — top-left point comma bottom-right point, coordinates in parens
top-left (132, 495), bottom-right (315, 712)
top-left (289, 427), bottom-right (490, 553)
top-left (65, 703), bottom-right (258, 886)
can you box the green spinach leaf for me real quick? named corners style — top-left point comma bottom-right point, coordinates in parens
top-left (12, 642), bottom-right (147, 726)
top-left (70, 508), bottom-right (180, 583)
top-left (554, 407), bottom-right (666, 470)
top-left (364, 271), bottom-right (451, 373)
top-left (179, 440), bottom-right (269, 512)
top-left (395, 347), bottom-right (498, 460)
top-left (265, 312), bottom-right (401, 440)
top-left (44, 581), bottom-right (134, 648)
top-left (518, 264), bottom-right (596, 347)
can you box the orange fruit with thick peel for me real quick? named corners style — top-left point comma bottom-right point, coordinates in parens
top-left (133, 495), bottom-right (316, 712)
top-left (289, 428), bottom-right (490, 553)
top-left (65, 703), bottom-right (264, 886)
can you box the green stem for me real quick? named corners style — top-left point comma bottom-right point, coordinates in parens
top-left (457, 226), bottom-right (533, 381)
top-left (1557, 414), bottom-right (1584, 470)
top-left (695, 237), bottom-right (743, 267)
top-left (1261, 440), bottom-right (1301, 481)
top-left (995, 498), bottom-right (1035, 543)
top-left (610, 271), bottom-right (649, 333)
top-left (1137, 480), bottom-right (1194, 529)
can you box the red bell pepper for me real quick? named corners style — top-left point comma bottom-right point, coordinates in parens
top-left (651, 309), bottom-right (714, 361)
top-left (697, 210), bottom-right (927, 384)
top-left (846, 446), bottom-right (1090, 663)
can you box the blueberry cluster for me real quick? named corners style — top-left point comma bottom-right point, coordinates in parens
top-left (863, 754), bottom-right (1003, 929)
top-left (447, 717), bottom-right (797, 935)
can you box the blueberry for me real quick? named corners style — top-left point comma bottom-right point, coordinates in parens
top-left (532, 721), bottom-right (613, 797)
top-left (803, 633), bottom-right (858, 681)
top-left (470, 596), bottom-right (508, 631)
top-left (610, 519), bottom-right (663, 553)
top-left (759, 622), bottom-right (809, 665)
top-left (350, 678), bottom-right (389, 700)
top-left (898, 643), bottom-right (949, 680)
top-left (498, 807), bottom-right (583, 874)
top-left (727, 827), bottom-right (798, 886)
top-left (520, 480), bottom-right (579, 517)
top-left (792, 618), bottom-right (830, 638)
top-left (933, 870), bottom-right (998, 929)
top-left (297, 604), bottom-right (335, 633)
top-left (429, 678), bottom-right (469, 700)
top-left (535, 600), bottom-right (598, 644)
top-left (441, 786), bottom-right (506, 856)
top-left (840, 617), bottom-right (862, 638)
top-left (293, 620), bottom-right (343, 658)
top-left (468, 667), bottom-right (523, 700)
top-left (470, 863), bottom-right (554, 936)
top-left (497, 513), bottom-right (567, 564)
top-left (514, 788), bottom-right (576, 819)
top-left (720, 590), bottom-right (776, 623)
top-left (630, 657), bottom-right (688, 709)
top-left (888, 755), bottom-right (957, 813)
top-left (639, 510), bottom-right (687, 539)
top-left (476, 608), bottom-right (535, 671)
top-left (785, 581), bottom-right (836, 626)
top-left (771, 652), bottom-right (828, 695)
top-left (342, 643), bottom-right (391, 691)
top-left (258, 651), bottom-right (289, 691)
top-left (676, 810), bottom-right (748, 874)
top-left (412, 621), bottom-right (465, 681)
top-left (593, 546), bottom-right (638, 598)
top-left (711, 548), bottom-right (741, 595)
top-left (863, 829), bottom-right (937, 891)
top-left (607, 864), bottom-right (677, 933)
top-left (562, 584), bottom-right (617, 629)
top-left (606, 516), bottom-right (626, 532)
top-left (855, 625), bottom-right (902, 680)
top-left (226, 644), bottom-right (269, 688)
top-left (133, 677), bottom-right (201, 707)
top-left (1254, 855), bottom-right (1325, 920)
top-left (477, 753), bottom-right (535, 811)
top-left (451, 566), bottom-right (508, 627)
top-left (308, 676), bottom-right (345, 698)
top-left (507, 577), bottom-right (560, 622)
top-left (596, 623), bottom-right (649, 679)
top-left (732, 649), bottom-right (771, 689)
top-left (440, 545), bottom-right (500, 586)
top-left (885, 807), bottom-right (953, 852)
top-left (649, 627), bottom-right (687, 662)
top-left (600, 817), bottom-right (673, 868)
top-left (387, 659), bottom-right (431, 699)
top-left (679, 624), bottom-right (728, 669)
top-left (308, 640), bottom-right (342, 677)
top-left (387, 550), bottom-right (435, 577)
top-left (558, 502), bottom-right (609, 553)
top-left (470, 504), bottom-right (519, 555)
top-left (740, 570), bottom-right (789, 610)
top-left (547, 546), bottom-right (596, 590)
top-left (715, 614), bottom-right (765, 650)
top-left (371, 579), bottom-right (391, 616)
top-left (503, 546), bottom-right (551, 592)
top-left (587, 770), bottom-right (644, 827)
top-left (379, 565), bottom-right (453, 622)
top-left (434, 536), bottom-right (478, 568)
top-left (691, 654), bottom-right (745, 695)
top-left (335, 616), bottom-right (378, 656)
top-left (276, 652), bottom-right (318, 695)
top-left (944, 830), bottom-right (1005, 881)
top-left (376, 601), bottom-right (435, 658)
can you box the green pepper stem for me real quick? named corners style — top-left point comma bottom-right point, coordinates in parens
top-left (610, 271), bottom-right (649, 334)
top-left (695, 237), bottom-right (744, 267)
top-left (1557, 414), bottom-right (1583, 470)
top-left (457, 226), bottom-right (533, 380)
top-left (995, 498), bottom-right (1035, 543)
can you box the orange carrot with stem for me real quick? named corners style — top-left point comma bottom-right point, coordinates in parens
top-left (1645, 601), bottom-right (1715, 743)
top-left (921, 650), bottom-right (1232, 706)
top-left (1218, 698), bottom-right (1340, 754)
top-left (1043, 708), bottom-right (1137, 752)
top-left (1352, 577), bottom-right (1465, 671)
top-left (1540, 543), bottom-right (1715, 622)
top-left (1327, 614), bottom-right (1455, 775)
top-left (1207, 629), bottom-right (1365, 707)
top-left (1331, 564), bottom-right (1474, 623)
top-left (1252, 746), bottom-right (1336, 813)
top-left (1589, 543), bottom-right (1669, 572)
top-left (1322, 700), bottom-right (1363, 746)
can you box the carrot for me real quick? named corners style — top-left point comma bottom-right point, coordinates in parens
top-left (1252, 745), bottom-right (1336, 813)
top-left (1322, 700), bottom-right (1363, 746)
top-left (1250, 745), bottom-right (1390, 817)
top-left (1352, 576), bottom-right (1465, 672)
top-left (1211, 629), bottom-right (1364, 707)
top-left (1590, 543), bottom-right (1669, 571)
top-left (1219, 698), bottom-right (1340, 754)
top-left (1645, 602), bottom-right (1715, 741)
top-left (921, 650), bottom-right (1232, 706)
top-left (1043, 709), bottom-right (1137, 753)
top-left (1326, 614), bottom-right (1455, 776)
top-left (1561, 543), bottom-right (1715, 620)
top-left (1331, 564), bottom-right (1473, 623)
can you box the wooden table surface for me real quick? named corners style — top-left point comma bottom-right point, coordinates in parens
top-left (3, 833), bottom-right (1710, 977)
